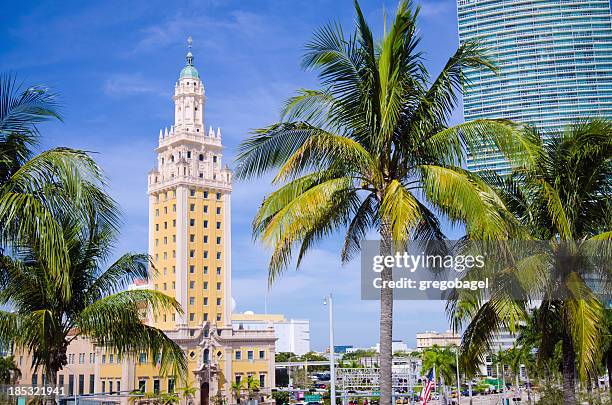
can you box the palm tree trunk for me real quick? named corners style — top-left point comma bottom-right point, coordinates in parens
top-left (468, 380), bottom-right (473, 405)
top-left (525, 368), bottom-right (532, 405)
top-left (562, 333), bottom-right (577, 405)
top-left (607, 348), bottom-right (612, 400)
top-left (440, 375), bottom-right (447, 405)
top-left (379, 220), bottom-right (394, 405)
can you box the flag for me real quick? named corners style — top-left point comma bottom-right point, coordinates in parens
top-left (421, 368), bottom-right (435, 404)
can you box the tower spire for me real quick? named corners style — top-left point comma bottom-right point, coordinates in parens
top-left (186, 36), bottom-right (194, 66)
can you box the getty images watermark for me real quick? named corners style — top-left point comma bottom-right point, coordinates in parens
top-left (360, 240), bottom-right (611, 300)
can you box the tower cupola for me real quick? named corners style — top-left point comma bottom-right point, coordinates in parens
top-left (179, 36), bottom-right (199, 79)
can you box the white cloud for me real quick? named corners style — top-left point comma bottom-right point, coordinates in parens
top-left (419, 0), bottom-right (454, 19)
top-left (103, 73), bottom-right (166, 97)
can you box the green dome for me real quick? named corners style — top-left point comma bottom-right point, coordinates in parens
top-left (180, 65), bottom-right (199, 79)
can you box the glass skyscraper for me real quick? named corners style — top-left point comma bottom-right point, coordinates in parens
top-left (457, 0), bottom-right (612, 173)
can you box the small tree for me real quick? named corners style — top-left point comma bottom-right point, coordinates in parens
top-left (271, 391), bottom-right (289, 405)
top-left (245, 375), bottom-right (260, 400)
top-left (0, 356), bottom-right (20, 384)
top-left (230, 380), bottom-right (243, 404)
top-left (178, 381), bottom-right (197, 405)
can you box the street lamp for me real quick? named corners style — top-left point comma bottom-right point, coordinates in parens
top-left (323, 294), bottom-right (336, 405)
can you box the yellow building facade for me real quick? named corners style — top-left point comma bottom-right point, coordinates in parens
top-left (16, 38), bottom-right (275, 405)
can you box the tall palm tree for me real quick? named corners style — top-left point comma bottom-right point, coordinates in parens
top-left (234, 2), bottom-right (521, 403)
top-left (449, 120), bottom-right (612, 405)
top-left (422, 345), bottom-right (456, 405)
top-left (506, 345), bottom-right (534, 404)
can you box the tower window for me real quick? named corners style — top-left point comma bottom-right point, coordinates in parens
top-left (189, 265), bottom-right (194, 273)
top-left (204, 282), bottom-right (208, 290)
top-left (204, 205), bottom-right (208, 213)
top-left (204, 220), bottom-right (208, 228)
top-left (203, 266), bottom-right (208, 274)
top-left (204, 235), bottom-right (208, 243)
top-left (187, 151), bottom-right (192, 159)
top-left (216, 192), bottom-right (221, 200)
top-left (190, 189), bottom-right (195, 197)
top-left (204, 297), bottom-right (208, 305)
top-left (216, 298), bottom-right (221, 305)
top-left (213, 156), bottom-right (217, 163)
top-left (204, 191), bottom-right (209, 198)
top-left (199, 154), bottom-right (204, 161)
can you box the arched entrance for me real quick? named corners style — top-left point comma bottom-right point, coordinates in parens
top-left (200, 382), bottom-right (209, 405)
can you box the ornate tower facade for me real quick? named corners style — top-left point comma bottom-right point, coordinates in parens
top-left (147, 37), bottom-right (232, 331)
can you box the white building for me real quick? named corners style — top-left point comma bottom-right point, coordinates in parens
top-left (345, 340), bottom-right (411, 354)
top-left (232, 312), bottom-right (311, 355)
top-left (416, 330), bottom-right (461, 349)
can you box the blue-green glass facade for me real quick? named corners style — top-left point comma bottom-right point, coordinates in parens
top-left (458, 0), bottom-right (612, 174)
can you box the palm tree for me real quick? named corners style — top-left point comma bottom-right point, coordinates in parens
top-left (244, 375), bottom-right (260, 401)
top-left (0, 356), bottom-right (21, 384)
top-left (178, 380), bottom-right (197, 404)
top-left (422, 345), bottom-right (456, 405)
top-left (0, 191), bottom-right (187, 383)
top-left (449, 120), bottom-right (612, 405)
top-left (234, 2), bottom-right (521, 404)
top-left (230, 380), bottom-right (243, 404)
top-left (601, 308), bottom-right (612, 399)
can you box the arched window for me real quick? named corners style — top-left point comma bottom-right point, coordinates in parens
top-left (199, 154), bottom-right (204, 161)
top-left (170, 155), bottom-right (174, 162)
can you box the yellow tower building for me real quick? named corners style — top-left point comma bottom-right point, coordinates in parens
top-left (142, 36), bottom-right (276, 404)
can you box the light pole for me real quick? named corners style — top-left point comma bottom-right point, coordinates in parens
top-left (455, 347), bottom-right (460, 404)
top-left (323, 294), bottom-right (336, 405)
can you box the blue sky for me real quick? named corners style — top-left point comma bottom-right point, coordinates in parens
top-left (0, 0), bottom-right (466, 350)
